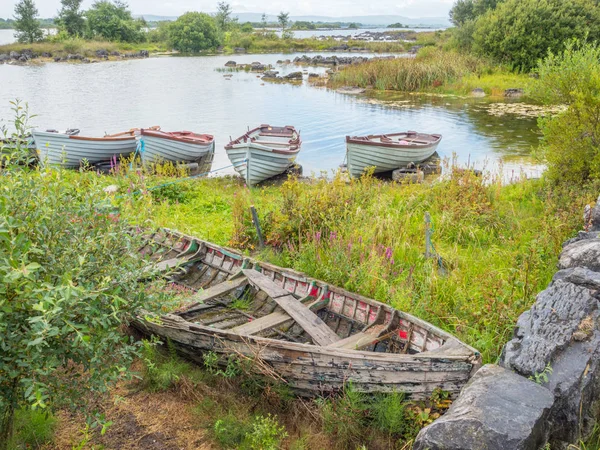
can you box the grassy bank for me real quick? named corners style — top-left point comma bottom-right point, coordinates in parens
top-left (0, 39), bottom-right (167, 58)
top-left (330, 47), bottom-right (530, 97)
top-left (81, 166), bottom-right (585, 364)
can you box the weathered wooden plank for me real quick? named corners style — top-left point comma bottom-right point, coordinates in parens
top-left (243, 269), bottom-right (291, 298)
top-left (231, 311), bottom-right (292, 335)
top-left (243, 270), bottom-right (339, 346)
top-left (327, 331), bottom-right (384, 350)
top-left (182, 276), bottom-right (248, 312)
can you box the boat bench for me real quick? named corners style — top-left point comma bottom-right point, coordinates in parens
top-left (242, 269), bottom-right (340, 346)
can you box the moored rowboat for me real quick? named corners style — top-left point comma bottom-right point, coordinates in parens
top-left (134, 229), bottom-right (481, 398)
top-left (32, 129), bottom-right (137, 167)
top-left (225, 125), bottom-right (301, 186)
top-left (346, 131), bottom-right (442, 178)
top-left (139, 129), bottom-right (215, 173)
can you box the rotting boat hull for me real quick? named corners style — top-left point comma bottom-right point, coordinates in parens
top-left (134, 229), bottom-right (481, 398)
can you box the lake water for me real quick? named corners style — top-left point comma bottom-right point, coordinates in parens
top-left (0, 53), bottom-right (542, 178)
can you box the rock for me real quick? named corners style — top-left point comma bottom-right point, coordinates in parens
top-left (67, 53), bottom-right (83, 61)
top-left (18, 55), bottom-right (28, 62)
top-left (413, 365), bottom-right (553, 450)
top-left (284, 71), bottom-right (303, 80)
top-left (41, 52), bottom-right (52, 58)
top-left (553, 267), bottom-right (600, 290)
top-left (262, 70), bottom-right (279, 78)
top-left (501, 280), bottom-right (598, 377)
top-left (9, 51), bottom-right (21, 60)
top-left (563, 230), bottom-right (600, 247)
top-left (224, 60), bottom-right (237, 67)
top-left (250, 62), bottom-right (267, 71)
top-left (111, 51), bottom-right (121, 57)
top-left (471, 88), bottom-right (486, 97)
top-left (233, 47), bottom-right (246, 54)
top-left (589, 196), bottom-right (600, 231)
top-left (139, 50), bottom-right (149, 57)
top-left (54, 56), bottom-right (63, 62)
top-left (0, 53), bottom-right (9, 62)
top-left (82, 58), bottom-right (91, 63)
top-left (504, 88), bottom-right (524, 98)
top-left (409, 45), bottom-right (423, 54)
top-left (336, 86), bottom-right (366, 95)
top-left (559, 239), bottom-right (600, 272)
top-left (308, 72), bottom-right (319, 78)
top-left (96, 49), bottom-right (109, 57)
top-left (392, 169), bottom-right (424, 184)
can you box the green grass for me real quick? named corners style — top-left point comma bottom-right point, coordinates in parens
top-left (431, 72), bottom-right (533, 97)
top-left (95, 167), bottom-right (589, 363)
top-left (0, 39), bottom-right (167, 58)
top-left (8, 408), bottom-right (57, 449)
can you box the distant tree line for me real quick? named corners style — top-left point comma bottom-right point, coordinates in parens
top-left (449, 0), bottom-right (600, 71)
top-left (9, 0), bottom-right (297, 53)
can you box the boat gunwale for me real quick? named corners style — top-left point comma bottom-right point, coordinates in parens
top-left (145, 228), bottom-right (481, 363)
top-left (225, 125), bottom-right (301, 154)
top-left (346, 132), bottom-right (442, 150)
top-left (141, 129), bottom-right (215, 145)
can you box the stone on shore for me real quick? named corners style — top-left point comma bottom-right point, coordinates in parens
top-left (471, 88), bottom-right (486, 97)
top-left (559, 239), bottom-right (600, 272)
top-left (504, 88), bottom-right (524, 98)
top-left (224, 60), bottom-right (237, 67)
top-left (413, 365), bottom-right (553, 450)
top-left (284, 71), bottom-right (303, 80)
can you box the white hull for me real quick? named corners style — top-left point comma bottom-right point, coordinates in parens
top-left (140, 135), bottom-right (215, 168)
top-left (347, 142), bottom-right (439, 178)
top-left (33, 131), bottom-right (136, 167)
top-left (226, 144), bottom-right (298, 186)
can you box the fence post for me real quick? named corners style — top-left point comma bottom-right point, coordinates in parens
top-left (425, 212), bottom-right (432, 258)
top-left (250, 205), bottom-right (265, 249)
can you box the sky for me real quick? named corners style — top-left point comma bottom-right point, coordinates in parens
top-left (1, 0), bottom-right (454, 19)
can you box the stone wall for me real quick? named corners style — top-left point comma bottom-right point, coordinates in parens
top-left (414, 199), bottom-right (600, 450)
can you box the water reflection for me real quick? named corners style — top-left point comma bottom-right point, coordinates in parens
top-left (0, 53), bottom-right (541, 177)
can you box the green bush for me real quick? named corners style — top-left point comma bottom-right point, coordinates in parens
top-left (0, 158), bottom-right (156, 446)
top-left (370, 392), bottom-right (411, 436)
top-left (8, 408), bottom-right (57, 449)
top-left (472, 0), bottom-right (600, 71)
top-left (246, 414), bottom-right (288, 450)
top-left (168, 12), bottom-right (221, 53)
top-left (85, 0), bottom-right (145, 43)
top-left (532, 41), bottom-right (600, 185)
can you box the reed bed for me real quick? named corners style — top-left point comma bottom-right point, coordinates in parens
top-left (331, 48), bottom-right (486, 91)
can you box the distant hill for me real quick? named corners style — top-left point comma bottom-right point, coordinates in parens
top-left (135, 13), bottom-right (450, 28)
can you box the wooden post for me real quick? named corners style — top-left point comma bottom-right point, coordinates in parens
top-left (425, 212), bottom-right (432, 258)
top-left (250, 205), bottom-right (265, 249)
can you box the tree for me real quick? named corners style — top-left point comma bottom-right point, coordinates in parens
top-left (241, 22), bottom-right (253, 33)
top-left (0, 154), bottom-right (158, 446)
top-left (13, 0), bottom-right (43, 44)
top-left (531, 42), bottom-right (600, 185)
top-left (168, 12), bottom-right (221, 53)
top-left (86, 0), bottom-right (145, 42)
top-left (278, 11), bottom-right (291, 39)
top-left (56, 0), bottom-right (85, 37)
top-left (215, 1), bottom-right (236, 31)
top-left (472, 0), bottom-right (600, 71)
top-left (449, 0), bottom-right (502, 26)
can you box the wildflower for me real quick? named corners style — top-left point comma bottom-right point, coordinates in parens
top-left (315, 231), bottom-right (321, 242)
top-left (385, 247), bottom-right (393, 259)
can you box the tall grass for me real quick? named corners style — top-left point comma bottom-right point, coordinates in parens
top-left (331, 48), bottom-right (486, 91)
top-left (0, 39), bottom-right (166, 57)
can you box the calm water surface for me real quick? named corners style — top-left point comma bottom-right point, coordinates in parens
top-left (0, 53), bottom-right (542, 177)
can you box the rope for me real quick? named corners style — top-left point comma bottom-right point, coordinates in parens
top-left (106, 158), bottom-right (248, 203)
top-left (130, 138), bottom-right (145, 169)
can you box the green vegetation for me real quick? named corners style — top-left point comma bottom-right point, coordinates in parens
top-left (0, 104), bottom-right (161, 449)
top-left (85, 0), bottom-right (145, 43)
top-left (167, 12), bottom-right (221, 53)
top-left (13, 0), bottom-right (43, 43)
top-left (55, 0), bottom-right (85, 37)
top-left (449, 0), bottom-right (600, 71)
top-left (532, 42), bottom-right (600, 186)
top-left (331, 47), bottom-right (486, 92)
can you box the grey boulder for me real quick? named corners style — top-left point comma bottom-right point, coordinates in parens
top-left (413, 365), bottom-right (553, 450)
top-left (559, 239), bottom-right (600, 272)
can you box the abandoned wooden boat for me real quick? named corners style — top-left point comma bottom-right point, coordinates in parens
top-left (139, 129), bottom-right (215, 173)
top-left (346, 131), bottom-right (442, 178)
top-left (32, 129), bottom-right (136, 167)
top-left (225, 125), bottom-right (301, 186)
top-left (134, 229), bottom-right (481, 398)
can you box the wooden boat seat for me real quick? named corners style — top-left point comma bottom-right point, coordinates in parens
top-left (327, 324), bottom-right (387, 350)
top-left (242, 269), bottom-right (340, 346)
top-left (179, 276), bottom-right (249, 315)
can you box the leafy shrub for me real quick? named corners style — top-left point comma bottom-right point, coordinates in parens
top-left (168, 12), bottom-right (222, 53)
top-left (141, 340), bottom-right (193, 392)
top-left (213, 414), bottom-right (252, 449)
top-left (370, 392), bottom-right (411, 436)
top-left (532, 41), bottom-right (600, 185)
top-left (246, 414), bottom-right (288, 450)
top-left (0, 163), bottom-right (156, 446)
top-left (472, 0), bottom-right (600, 71)
top-left (8, 408), bottom-right (57, 449)
top-left (318, 385), bottom-right (367, 448)
top-left (85, 0), bottom-right (146, 43)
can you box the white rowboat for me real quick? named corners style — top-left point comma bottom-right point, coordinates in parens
top-left (346, 131), bottom-right (442, 178)
top-left (225, 125), bottom-right (301, 186)
top-left (33, 129), bottom-right (136, 168)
